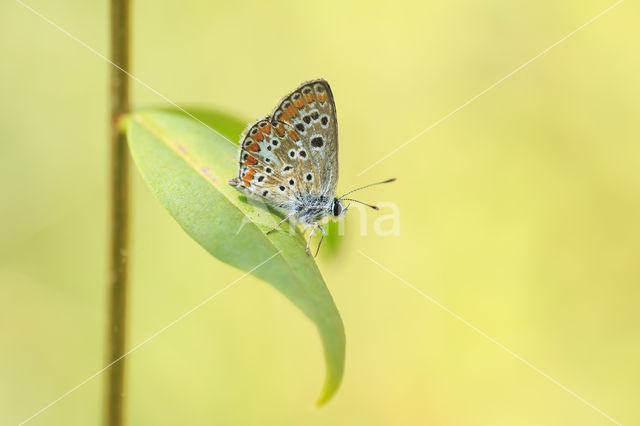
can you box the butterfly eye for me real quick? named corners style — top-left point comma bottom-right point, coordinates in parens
top-left (282, 165), bottom-right (293, 173)
top-left (305, 173), bottom-right (314, 182)
top-left (332, 200), bottom-right (343, 216)
top-left (262, 190), bottom-right (269, 196)
top-left (295, 123), bottom-right (305, 133)
top-left (288, 178), bottom-right (296, 187)
top-left (310, 110), bottom-right (319, 120)
top-left (265, 167), bottom-right (273, 174)
top-left (278, 185), bottom-right (286, 192)
top-left (288, 149), bottom-right (296, 159)
top-left (298, 149), bottom-right (307, 159)
top-left (302, 115), bottom-right (311, 125)
top-left (271, 139), bottom-right (280, 147)
top-left (257, 175), bottom-right (265, 183)
top-left (320, 115), bottom-right (330, 127)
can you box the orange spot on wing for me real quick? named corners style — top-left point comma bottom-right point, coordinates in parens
top-left (244, 155), bottom-right (257, 166)
top-left (242, 168), bottom-right (256, 186)
top-left (293, 98), bottom-right (304, 108)
top-left (245, 142), bottom-right (260, 152)
top-left (304, 92), bottom-right (314, 103)
top-left (250, 132), bottom-right (264, 142)
top-left (260, 123), bottom-right (271, 134)
top-left (279, 111), bottom-right (290, 123)
top-left (288, 129), bottom-right (300, 141)
top-left (285, 105), bottom-right (296, 117)
top-left (274, 123), bottom-right (285, 137)
top-left (317, 93), bottom-right (327, 103)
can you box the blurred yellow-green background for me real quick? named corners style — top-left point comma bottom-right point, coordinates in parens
top-left (2, 0), bottom-right (639, 424)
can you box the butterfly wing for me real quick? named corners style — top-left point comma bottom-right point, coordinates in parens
top-left (271, 79), bottom-right (339, 197)
top-left (229, 79), bottom-right (339, 214)
top-left (229, 119), bottom-right (298, 211)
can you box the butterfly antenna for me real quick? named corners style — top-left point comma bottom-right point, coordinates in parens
top-left (338, 178), bottom-right (396, 199)
top-left (340, 198), bottom-right (379, 210)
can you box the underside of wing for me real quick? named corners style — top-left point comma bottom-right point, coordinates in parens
top-left (229, 118), bottom-right (308, 211)
top-left (271, 79), bottom-right (339, 197)
top-left (229, 79), bottom-right (339, 213)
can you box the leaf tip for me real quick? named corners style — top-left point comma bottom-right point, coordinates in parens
top-left (313, 365), bottom-right (343, 407)
top-left (314, 391), bottom-right (333, 407)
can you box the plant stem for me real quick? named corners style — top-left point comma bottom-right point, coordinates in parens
top-left (106, 0), bottom-right (130, 425)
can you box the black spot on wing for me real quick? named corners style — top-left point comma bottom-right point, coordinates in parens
top-left (311, 136), bottom-right (324, 148)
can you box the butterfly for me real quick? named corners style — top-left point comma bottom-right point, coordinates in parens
top-left (228, 79), bottom-right (395, 256)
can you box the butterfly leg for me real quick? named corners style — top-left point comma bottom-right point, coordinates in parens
top-left (305, 223), bottom-right (318, 256)
top-left (266, 212), bottom-right (296, 235)
top-left (314, 223), bottom-right (326, 257)
top-left (305, 222), bottom-right (326, 257)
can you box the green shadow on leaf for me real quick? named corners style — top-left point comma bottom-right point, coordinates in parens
top-left (321, 219), bottom-right (345, 259)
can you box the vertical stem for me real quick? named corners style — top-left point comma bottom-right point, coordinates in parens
top-left (106, 0), bottom-right (130, 425)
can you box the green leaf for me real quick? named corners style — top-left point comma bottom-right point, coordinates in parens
top-left (126, 109), bottom-right (345, 405)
